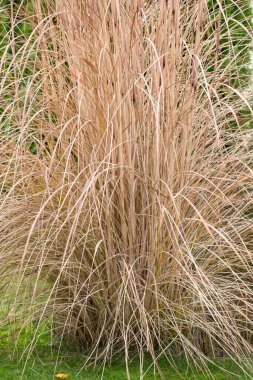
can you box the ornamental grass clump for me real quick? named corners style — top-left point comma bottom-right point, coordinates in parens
top-left (0, 0), bottom-right (253, 377)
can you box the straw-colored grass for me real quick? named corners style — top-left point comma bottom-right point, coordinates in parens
top-left (0, 0), bottom-right (253, 378)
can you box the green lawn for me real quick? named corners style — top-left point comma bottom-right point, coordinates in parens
top-left (0, 354), bottom-right (251, 380)
top-left (0, 340), bottom-right (251, 380)
top-left (0, 296), bottom-right (251, 379)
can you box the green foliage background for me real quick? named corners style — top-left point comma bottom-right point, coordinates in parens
top-left (217, 0), bottom-right (252, 87)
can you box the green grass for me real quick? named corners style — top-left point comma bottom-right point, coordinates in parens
top-left (0, 307), bottom-right (251, 380)
top-left (0, 329), bottom-right (251, 380)
top-left (0, 351), bottom-right (251, 380)
top-left (0, 289), bottom-right (250, 380)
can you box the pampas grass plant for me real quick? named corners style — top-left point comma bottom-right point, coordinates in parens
top-left (0, 0), bottom-right (253, 377)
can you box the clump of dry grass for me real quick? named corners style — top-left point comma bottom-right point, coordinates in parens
top-left (0, 0), bottom-right (253, 377)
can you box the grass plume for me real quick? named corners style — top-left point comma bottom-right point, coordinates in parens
top-left (0, 0), bottom-right (253, 377)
